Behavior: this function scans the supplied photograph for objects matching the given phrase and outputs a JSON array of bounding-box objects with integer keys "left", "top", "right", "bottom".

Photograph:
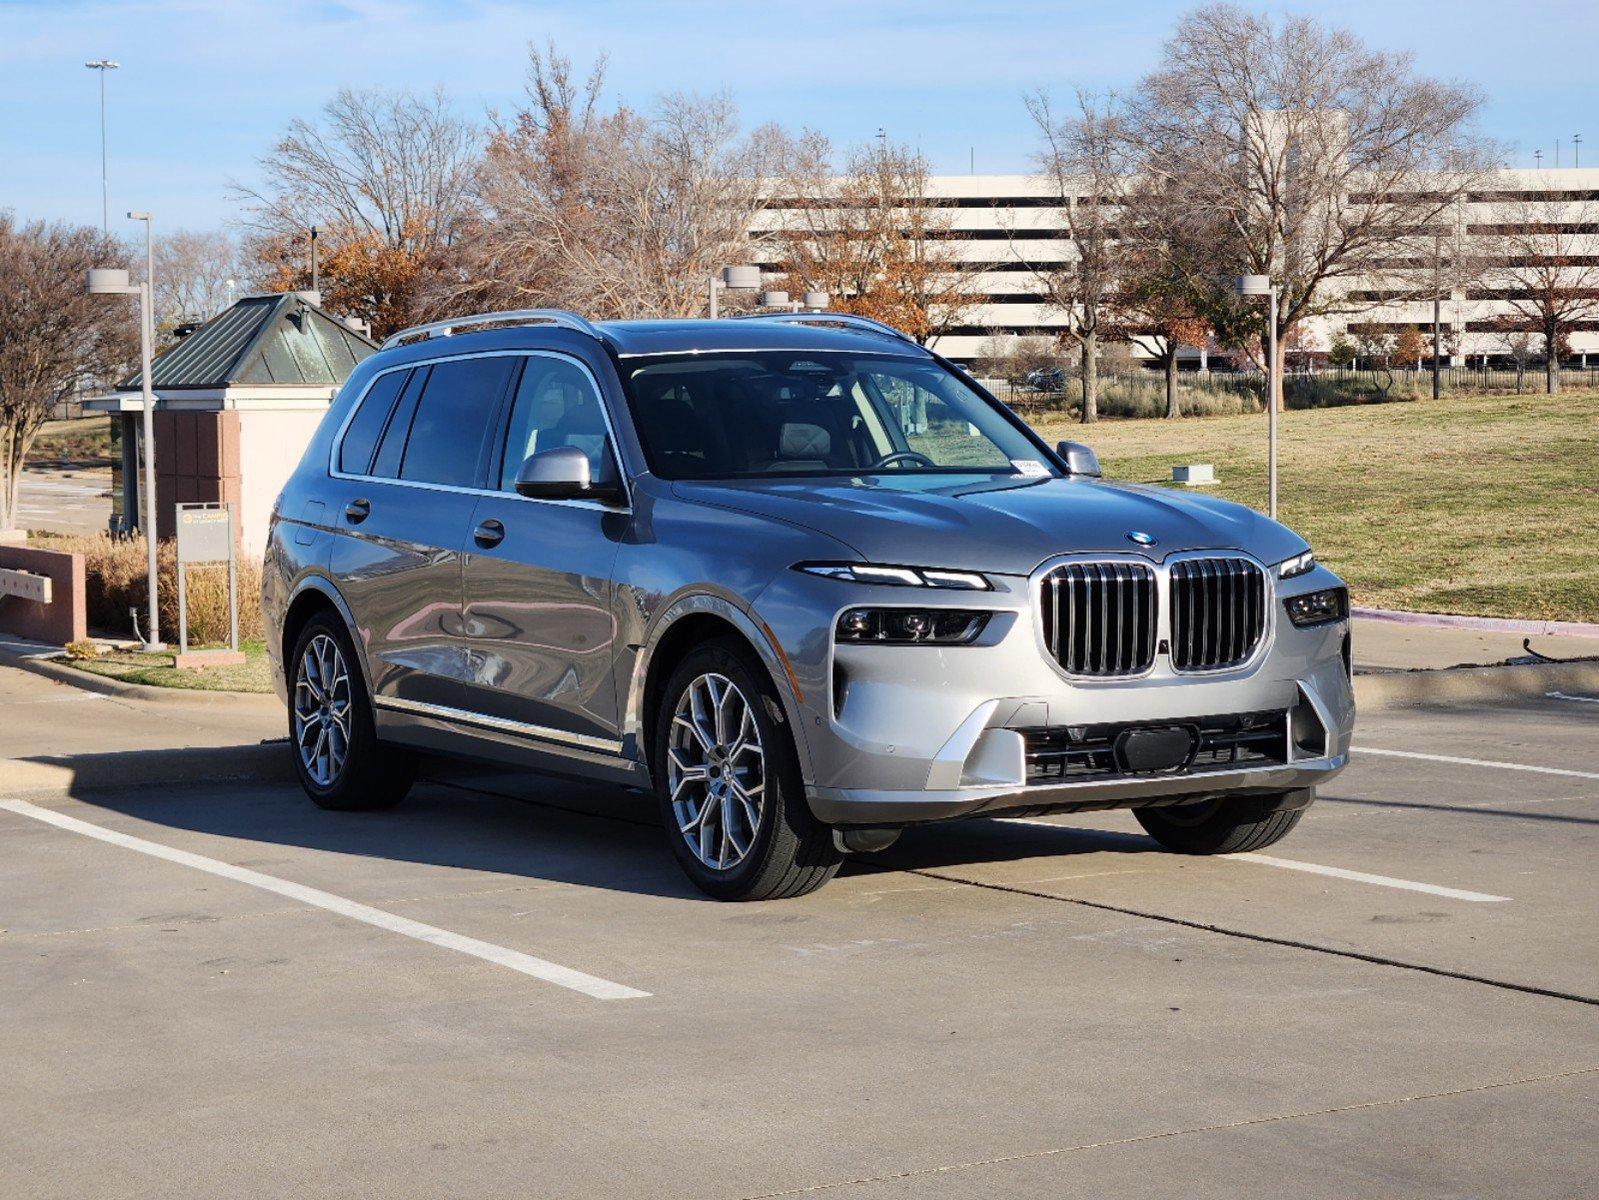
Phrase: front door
[{"left": 459, "top": 352, "right": 629, "bottom": 747}]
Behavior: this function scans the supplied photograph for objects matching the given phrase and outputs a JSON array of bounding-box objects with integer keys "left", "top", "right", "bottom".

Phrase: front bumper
[{"left": 754, "top": 561, "right": 1356, "bottom": 828}]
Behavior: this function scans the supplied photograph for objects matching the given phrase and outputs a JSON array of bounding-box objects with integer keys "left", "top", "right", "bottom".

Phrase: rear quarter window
[{"left": 337, "top": 369, "right": 408, "bottom": 476}]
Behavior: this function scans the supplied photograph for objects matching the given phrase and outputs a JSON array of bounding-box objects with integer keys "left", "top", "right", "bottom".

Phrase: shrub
[{"left": 30, "top": 532, "right": 262, "bottom": 646}]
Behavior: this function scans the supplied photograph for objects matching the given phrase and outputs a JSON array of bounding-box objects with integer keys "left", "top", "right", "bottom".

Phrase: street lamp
[
  {"left": 87, "top": 210, "right": 164, "bottom": 652},
  {"left": 84, "top": 60, "right": 119, "bottom": 237},
  {"left": 708, "top": 264, "right": 762, "bottom": 318},
  {"left": 1235, "top": 274, "right": 1280, "bottom": 520}
]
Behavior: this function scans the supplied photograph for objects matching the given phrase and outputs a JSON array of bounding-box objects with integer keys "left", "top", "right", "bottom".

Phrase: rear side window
[
  {"left": 337, "top": 369, "right": 408, "bottom": 475},
  {"left": 398, "top": 356, "right": 517, "bottom": 487}
]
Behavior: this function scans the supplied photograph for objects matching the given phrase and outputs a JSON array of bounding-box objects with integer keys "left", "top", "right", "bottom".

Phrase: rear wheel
[
  {"left": 1134, "top": 790, "right": 1310, "bottom": 855},
  {"left": 652, "top": 638, "right": 842, "bottom": 900},
  {"left": 289, "top": 612, "right": 414, "bottom": 811}
]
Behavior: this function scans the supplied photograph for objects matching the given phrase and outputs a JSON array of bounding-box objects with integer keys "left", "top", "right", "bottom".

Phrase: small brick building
[{"left": 88, "top": 293, "right": 376, "bottom": 562}]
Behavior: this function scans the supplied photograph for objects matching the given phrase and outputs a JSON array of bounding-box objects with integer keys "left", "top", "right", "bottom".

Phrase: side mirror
[
  {"left": 514, "top": 446, "right": 611, "bottom": 500},
  {"left": 1056, "top": 440, "right": 1102, "bottom": 478}
]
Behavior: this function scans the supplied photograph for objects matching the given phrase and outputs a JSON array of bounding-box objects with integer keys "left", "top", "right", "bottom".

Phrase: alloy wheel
[
  {"left": 293, "top": 633, "right": 352, "bottom": 788},
  {"left": 667, "top": 672, "right": 766, "bottom": 871}
]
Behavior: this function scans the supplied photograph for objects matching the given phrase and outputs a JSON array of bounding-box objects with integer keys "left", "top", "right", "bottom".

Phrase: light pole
[
  {"left": 87, "top": 211, "right": 165, "bottom": 652},
  {"left": 1235, "top": 274, "right": 1279, "bottom": 520},
  {"left": 84, "top": 60, "right": 119, "bottom": 237},
  {"left": 708, "top": 264, "right": 762, "bottom": 318},
  {"left": 1432, "top": 233, "right": 1444, "bottom": 401}
]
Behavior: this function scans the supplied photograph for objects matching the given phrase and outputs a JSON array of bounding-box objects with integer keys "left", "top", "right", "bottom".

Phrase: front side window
[
  {"left": 397, "top": 356, "right": 517, "bottom": 487},
  {"left": 623, "top": 352, "right": 1054, "bottom": 481},
  {"left": 498, "top": 355, "right": 614, "bottom": 491}
]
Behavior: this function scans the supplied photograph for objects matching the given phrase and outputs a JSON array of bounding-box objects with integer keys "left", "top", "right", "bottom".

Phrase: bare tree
[
  {"left": 1476, "top": 192, "right": 1599, "bottom": 393},
  {"left": 1024, "top": 89, "right": 1126, "bottom": 423},
  {"left": 237, "top": 87, "right": 480, "bottom": 337},
  {"left": 1121, "top": 4, "right": 1495, "bottom": 411},
  {"left": 461, "top": 44, "right": 788, "bottom": 320},
  {"left": 148, "top": 229, "right": 247, "bottom": 332},
  {"left": 0, "top": 215, "right": 136, "bottom": 531},
  {"left": 774, "top": 135, "right": 983, "bottom": 345}
]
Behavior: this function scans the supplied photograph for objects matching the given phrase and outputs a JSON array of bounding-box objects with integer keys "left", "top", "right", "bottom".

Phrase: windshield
[{"left": 622, "top": 352, "right": 1058, "bottom": 481}]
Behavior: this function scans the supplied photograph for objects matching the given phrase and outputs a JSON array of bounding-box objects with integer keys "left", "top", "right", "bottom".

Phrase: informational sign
[
  {"left": 0, "top": 568, "right": 52, "bottom": 604},
  {"left": 174, "top": 502, "right": 239, "bottom": 658},
  {"left": 176, "top": 505, "right": 234, "bottom": 564}
]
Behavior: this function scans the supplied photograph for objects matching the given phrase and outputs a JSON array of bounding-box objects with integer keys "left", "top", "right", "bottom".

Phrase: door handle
[
  {"left": 344, "top": 497, "right": 371, "bottom": 524},
  {"left": 473, "top": 518, "right": 505, "bottom": 548}
]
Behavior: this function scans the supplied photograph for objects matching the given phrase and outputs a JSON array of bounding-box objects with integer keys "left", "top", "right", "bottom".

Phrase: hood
[{"left": 671, "top": 475, "right": 1307, "bottom": 576}]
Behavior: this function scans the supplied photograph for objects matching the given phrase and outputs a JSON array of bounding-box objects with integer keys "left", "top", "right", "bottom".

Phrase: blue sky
[{"left": 3, "top": 0, "right": 1597, "bottom": 233}]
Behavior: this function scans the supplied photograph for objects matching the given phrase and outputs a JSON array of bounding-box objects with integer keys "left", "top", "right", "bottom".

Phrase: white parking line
[
  {"left": 998, "top": 817, "right": 1510, "bottom": 902},
  {"left": 1225, "top": 854, "right": 1510, "bottom": 902},
  {"left": 1356, "top": 746, "right": 1599, "bottom": 782},
  {"left": 1548, "top": 691, "right": 1599, "bottom": 705},
  {"left": 0, "top": 799, "right": 650, "bottom": 1001}
]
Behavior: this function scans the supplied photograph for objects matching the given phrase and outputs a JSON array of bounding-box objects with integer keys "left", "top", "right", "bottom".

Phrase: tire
[
  {"left": 652, "top": 637, "right": 842, "bottom": 900},
  {"left": 287, "top": 611, "right": 414, "bottom": 811},
  {"left": 1134, "top": 790, "right": 1311, "bottom": 855}
]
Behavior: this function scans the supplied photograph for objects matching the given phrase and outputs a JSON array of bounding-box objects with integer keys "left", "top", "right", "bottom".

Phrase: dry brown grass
[{"left": 31, "top": 532, "right": 262, "bottom": 645}]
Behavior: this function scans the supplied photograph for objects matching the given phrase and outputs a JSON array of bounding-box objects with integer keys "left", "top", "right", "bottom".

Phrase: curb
[
  {"left": 1355, "top": 657, "right": 1599, "bottom": 711},
  {"left": 1353, "top": 606, "right": 1599, "bottom": 640},
  {"left": 0, "top": 643, "right": 282, "bottom": 711}
]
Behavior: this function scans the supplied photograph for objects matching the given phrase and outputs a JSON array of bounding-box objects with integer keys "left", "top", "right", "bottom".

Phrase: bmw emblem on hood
[{"left": 1126, "top": 531, "right": 1157, "bottom": 547}]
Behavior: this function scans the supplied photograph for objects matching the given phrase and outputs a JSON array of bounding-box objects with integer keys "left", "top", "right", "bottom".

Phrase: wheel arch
[
  {"left": 280, "top": 576, "right": 375, "bottom": 697},
  {"left": 627, "top": 595, "right": 814, "bottom": 787}
]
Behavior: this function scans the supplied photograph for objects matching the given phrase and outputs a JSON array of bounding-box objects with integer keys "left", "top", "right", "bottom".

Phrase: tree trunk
[
  {"left": 1164, "top": 351, "right": 1180, "bottom": 418},
  {"left": 1079, "top": 335, "right": 1098, "bottom": 424},
  {"left": 1271, "top": 334, "right": 1287, "bottom": 413},
  {"left": 1546, "top": 329, "right": 1560, "bottom": 394}
]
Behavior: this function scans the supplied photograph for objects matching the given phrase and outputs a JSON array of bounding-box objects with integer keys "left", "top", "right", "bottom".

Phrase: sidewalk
[{"left": 1351, "top": 617, "right": 1596, "bottom": 673}]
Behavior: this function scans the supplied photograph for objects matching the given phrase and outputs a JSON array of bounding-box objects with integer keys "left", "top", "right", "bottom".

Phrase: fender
[
  {"left": 280, "top": 571, "right": 377, "bottom": 700},
  {"left": 622, "top": 591, "right": 817, "bottom": 786}
]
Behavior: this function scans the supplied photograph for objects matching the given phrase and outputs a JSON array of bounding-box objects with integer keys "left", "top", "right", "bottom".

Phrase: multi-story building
[{"left": 751, "top": 168, "right": 1599, "bottom": 366}]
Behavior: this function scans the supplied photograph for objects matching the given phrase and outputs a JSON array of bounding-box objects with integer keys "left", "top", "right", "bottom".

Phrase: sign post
[{"left": 173, "top": 502, "right": 243, "bottom": 668}]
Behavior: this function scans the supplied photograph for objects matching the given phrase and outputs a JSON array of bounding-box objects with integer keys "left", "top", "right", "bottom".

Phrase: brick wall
[
  {"left": 153, "top": 410, "right": 241, "bottom": 542},
  {"left": 0, "top": 545, "right": 87, "bottom": 645}
]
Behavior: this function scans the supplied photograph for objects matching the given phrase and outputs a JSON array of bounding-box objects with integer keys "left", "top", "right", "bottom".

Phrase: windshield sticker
[{"left": 1011, "top": 459, "right": 1050, "bottom": 477}]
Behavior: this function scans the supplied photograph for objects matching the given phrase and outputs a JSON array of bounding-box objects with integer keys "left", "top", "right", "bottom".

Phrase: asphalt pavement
[{"left": 0, "top": 663, "right": 1595, "bottom": 1198}]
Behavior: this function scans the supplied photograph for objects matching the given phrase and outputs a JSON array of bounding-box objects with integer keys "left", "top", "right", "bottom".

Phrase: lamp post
[
  {"left": 708, "top": 265, "right": 762, "bottom": 318},
  {"left": 84, "top": 60, "right": 119, "bottom": 236},
  {"left": 1235, "top": 274, "right": 1279, "bottom": 520},
  {"left": 87, "top": 211, "right": 164, "bottom": 652}
]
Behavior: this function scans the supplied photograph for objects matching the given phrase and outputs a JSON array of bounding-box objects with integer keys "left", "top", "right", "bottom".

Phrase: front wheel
[
  {"left": 1134, "top": 790, "right": 1311, "bottom": 855},
  {"left": 652, "top": 638, "right": 842, "bottom": 900}
]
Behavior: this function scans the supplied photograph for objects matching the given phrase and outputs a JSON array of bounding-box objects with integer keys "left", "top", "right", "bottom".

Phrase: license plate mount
[{"left": 1114, "top": 725, "right": 1198, "bottom": 774}]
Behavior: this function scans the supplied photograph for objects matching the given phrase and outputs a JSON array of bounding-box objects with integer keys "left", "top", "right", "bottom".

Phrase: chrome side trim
[{"left": 373, "top": 695, "right": 624, "bottom": 754}]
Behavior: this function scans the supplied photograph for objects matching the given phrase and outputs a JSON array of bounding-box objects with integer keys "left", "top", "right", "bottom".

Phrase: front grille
[
  {"left": 1169, "top": 557, "right": 1267, "bottom": 672},
  {"left": 1023, "top": 711, "right": 1288, "bottom": 786},
  {"left": 1040, "top": 562, "right": 1158, "bottom": 677}
]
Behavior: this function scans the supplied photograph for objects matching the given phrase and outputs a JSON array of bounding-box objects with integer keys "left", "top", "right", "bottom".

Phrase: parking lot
[{"left": 2, "top": 670, "right": 1595, "bottom": 1198}]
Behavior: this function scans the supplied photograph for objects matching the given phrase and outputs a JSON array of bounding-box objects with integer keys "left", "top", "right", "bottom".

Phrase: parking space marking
[
  {"left": 1356, "top": 746, "right": 1599, "bottom": 781},
  {"left": 998, "top": 817, "right": 1510, "bottom": 901},
  {"left": 1548, "top": 691, "right": 1599, "bottom": 705},
  {"left": 0, "top": 799, "right": 650, "bottom": 1001},
  {"left": 1226, "top": 854, "right": 1511, "bottom": 902}
]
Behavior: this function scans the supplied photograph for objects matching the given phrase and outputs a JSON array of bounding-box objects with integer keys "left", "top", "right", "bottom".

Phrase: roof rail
[
  {"left": 380, "top": 308, "right": 605, "bottom": 351},
  {"left": 731, "top": 311, "right": 921, "bottom": 348}
]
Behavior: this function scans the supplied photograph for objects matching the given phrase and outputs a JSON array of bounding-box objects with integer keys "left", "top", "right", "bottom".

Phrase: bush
[{"left": 30, "top": 532, "right": 262, "bottom": 646}]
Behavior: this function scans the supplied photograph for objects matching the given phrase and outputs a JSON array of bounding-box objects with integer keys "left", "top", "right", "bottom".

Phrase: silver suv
[{"left": 264, "top": 310, "right": 1353, "bottom": 900}]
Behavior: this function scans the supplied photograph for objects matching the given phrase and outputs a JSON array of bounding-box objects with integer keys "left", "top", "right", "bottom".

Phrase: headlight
[
  {"left": 796, "top": 562, "right": 992, "bottom": 590},
  {"left": 1283, "top": 586, "right": 1347, "bottom": 628},
  {"left": 837, "top": 608, "right": 990, "bottom": 645},
  {"left": 1277, "top": 550, "right": 1316, "bottom": 579}
]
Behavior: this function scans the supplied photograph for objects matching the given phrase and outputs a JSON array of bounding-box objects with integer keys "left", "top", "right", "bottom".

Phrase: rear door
[
  {"left": 329, "top": 353, "right": 518, "bottom": 709},
  {"left": 458, "top": 352, "right": 629, "bottom": 748}
]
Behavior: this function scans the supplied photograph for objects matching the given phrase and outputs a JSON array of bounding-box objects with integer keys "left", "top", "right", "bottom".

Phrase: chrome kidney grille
[
  {"left": 1040, "top": 562, "right": 1159, "bottom": 676},
  {"left": 1169, "top": 557, "right": 1267, "bottom": 672}
]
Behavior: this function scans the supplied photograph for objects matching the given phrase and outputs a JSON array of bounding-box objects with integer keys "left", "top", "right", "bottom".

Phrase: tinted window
[
  {"left": 397, "top": 357, "right": 517, "bottom": 487},
  {"left": 498, "top": 356, "right": 614, "bottom": 491},
  {"left": 337, "top": 369, "right": 408, "bottom": 475},
  {"left": 369, "top": 367, "right": 425, "bottom": 479}
]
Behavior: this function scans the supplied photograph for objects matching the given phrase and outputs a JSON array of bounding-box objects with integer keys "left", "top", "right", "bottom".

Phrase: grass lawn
[
  {"left": 29, "top": 415, "right": 115, "bottom": 465},
  {"left": 1030, "top": 391, "right": 1599, "bottom": 623},
  {"left": 65, "top": 639, "right": 272, "bottom": 693}
]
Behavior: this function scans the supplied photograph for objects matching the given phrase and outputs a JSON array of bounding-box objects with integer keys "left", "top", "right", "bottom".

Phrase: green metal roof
[{"left": 121, "top": 293, "right": 377, "bottom": 390}]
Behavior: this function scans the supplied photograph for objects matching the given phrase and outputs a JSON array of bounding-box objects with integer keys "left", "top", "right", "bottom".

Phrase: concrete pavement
[{"left": 1, "top": 661, "right": 1595, "bottom": 1198}]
